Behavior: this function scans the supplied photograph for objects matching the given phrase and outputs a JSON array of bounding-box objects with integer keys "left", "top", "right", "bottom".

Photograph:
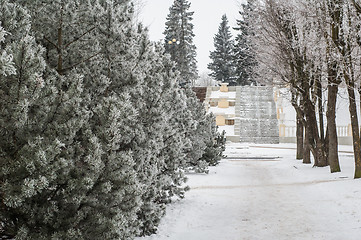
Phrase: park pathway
[{"left": 139, "top": 143, "right": 361, "bottom": 240}]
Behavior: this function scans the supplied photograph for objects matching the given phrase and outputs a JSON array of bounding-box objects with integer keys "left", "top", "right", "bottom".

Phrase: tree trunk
[
  {"left": 316, "top": 140, "right": 327, "bottom": 167},
  {"left": 296, "top": 110, "right": 304, "bottom": 160},
  {"left": 303, "top": 124, "right": 311, "bottom": 164},
  {"left": 327, "top": 83, "right": 340, "bottom": 173},
  {"left": 324, "top": 128, "right": 329, "bottom": 165},
  {"left": 346, "top": 85, "right": 361, "bottom": 178},
  {"left": 317, "top": 77, "right": 325, "bottom": 142},
  {"left": 327, "top": 83, "right": 341, "bottom": 173},
  {"left": 290, "top": 90, "right": 304, "bottom": 161},
  {"left": 303, "top": 96, "right": 327, "bottom": 167}
]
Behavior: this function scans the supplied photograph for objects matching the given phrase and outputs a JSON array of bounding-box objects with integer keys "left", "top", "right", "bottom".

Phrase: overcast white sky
[{"left": 139, "top": 0, "right": 244, "bottom": 74}]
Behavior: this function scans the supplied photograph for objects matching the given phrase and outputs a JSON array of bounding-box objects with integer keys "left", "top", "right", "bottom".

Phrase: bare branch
[
  {"left": 64, "top": 26, "right": 96, "bottom": 49},
  {"left": 62, "top": 51, "right": 102, "bottom": 72},
  {"left": 43, "top": 36, "right": 59, "bottom": 50}
]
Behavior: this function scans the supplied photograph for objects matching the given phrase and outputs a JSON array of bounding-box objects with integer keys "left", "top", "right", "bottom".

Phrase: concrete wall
[{"left": 237, "top": 86, "right": 279, "bottom": 144}]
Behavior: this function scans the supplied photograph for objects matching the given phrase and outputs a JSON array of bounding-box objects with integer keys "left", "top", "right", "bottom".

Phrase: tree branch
[
  {"left": 43, "top": 36, "right": 59, "bottom": 51},
  {"left": 62, "top": 51, "right": 101, "bottom": 72},
  {"left": 352, "top": 0, "right": 361, "bottom": 14},
  {"left": 64, "top": 26, "right": 96, "bottom": 49}
]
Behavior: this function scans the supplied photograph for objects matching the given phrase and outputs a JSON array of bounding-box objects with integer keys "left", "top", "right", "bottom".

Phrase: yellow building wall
[
  {"left": 216, "top": 115, "right": 226, "bottom": 126},
  {"left": 218, "top": 98, "right": 229, "bottom": 108}
]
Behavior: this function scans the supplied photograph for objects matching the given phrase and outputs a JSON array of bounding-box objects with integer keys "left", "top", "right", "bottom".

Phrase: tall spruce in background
[
  {"left": 233, "top": 0, "right": 257, "bottom": 85},
  {"left": 208, "top": 14, "right": 235, "bottom": 84},
  {"left": 164, "top": 0, "right": 198, "bottom": 86}
]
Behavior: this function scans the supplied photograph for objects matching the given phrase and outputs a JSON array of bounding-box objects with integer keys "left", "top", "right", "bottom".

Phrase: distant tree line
[
  {"left": 163, "top": 0, "right": 259, "bottom": 87},
  {"left": 208, "top": 1, "right": 258, "bottom": 86}
]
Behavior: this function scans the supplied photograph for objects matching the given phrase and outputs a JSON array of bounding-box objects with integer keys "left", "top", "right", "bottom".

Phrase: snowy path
[{"left": 138, "top": 143, "right": 361, "bottom": 240}]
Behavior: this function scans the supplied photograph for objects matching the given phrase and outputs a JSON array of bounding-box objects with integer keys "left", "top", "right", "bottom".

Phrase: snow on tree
[
  {"left": 2, "top": 0, "right": 226, "bottom": 238},
  {"left": 208, "top": 14, "right": 235, "bottom": 84},
  {"left": 0, "top": 1, "right": 98, "bottom": 238},
  {"left": 10, "top": 1, "right": 143, "bottom": 238},
  {"left": 133, "top": 42, "right": 170, "bottom": 235},
  {"left": 182, "top": 88, "right": 209, "bottom": 173},
  {"left": 155, "top": 54, "right": 192, "bottom": 197},
  {"left": 199, "top": 115, "right": 226, "bottom": 166},
  {"left": 180, "top": 88, "right": 225, "bottom": 173},
  {"left": 233, "top": 0, "right": 258, "bottom": 86},
  {"left": 164, "top": 0, "right": 198, "bottom": 86},
  {"left": 253, "top": 0, "right": 348, "bottom": 173},
  {"left": 0, "top": 27, "right": 16, "bottom": 76},
  {"left": 14, "top": 0, "right": 100, "bottom": 76}
]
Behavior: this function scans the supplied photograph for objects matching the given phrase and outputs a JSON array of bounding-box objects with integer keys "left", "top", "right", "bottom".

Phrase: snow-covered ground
[{"left": 138, "top": 143, "right": 361, "bottom": 240}]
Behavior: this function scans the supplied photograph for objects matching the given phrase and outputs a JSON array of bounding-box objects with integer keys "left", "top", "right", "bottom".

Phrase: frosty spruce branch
[{"left": 0, "top": 0, "right": 224, "bottom": 239}]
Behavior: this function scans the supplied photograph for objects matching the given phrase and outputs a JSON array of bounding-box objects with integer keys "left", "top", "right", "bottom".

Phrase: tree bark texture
[
  {"left": 327, "top": 83, "right": 340, "bottom": 173},
  {"left": 346, "top": 86, "right": 361, "bottom": 178},
  {"left": 302, "top": 92, "right": 327, "bottom": 167},
  {"left": 303, "top": 123, "right": 311, "bottom": 164},
  {"left": 316, "top": 74, "right": 325, "bottom": 142},
  {"left": 296, "top": 111, "right": 304, "bottom": 160}
]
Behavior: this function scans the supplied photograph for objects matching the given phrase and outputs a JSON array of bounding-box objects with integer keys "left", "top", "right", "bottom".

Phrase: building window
[
  {"left": 210, "top": 102, "right": 217, "bottom": 107},
  {"left": 225, "top": 119, "right": 235, "bottom": 125}
]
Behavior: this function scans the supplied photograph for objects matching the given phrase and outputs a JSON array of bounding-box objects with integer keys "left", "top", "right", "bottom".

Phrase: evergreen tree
[
  {"left": 0, "top": 1, "right": 100, "bottom": 238},
  {"left": 11, "top": 1, "right": 143, "bottom": 238},
  {"left": 183, "top": 88, "right": 210, "bottom": 173},
  {"left": 135, "top": 42, "right": 194, "bottom": 235},
  {"left": 200, "top": 116, "right": 226, "bottom": 166},
  {"left": 164, "top": 0, "right": 198, "bottom": 86},
  {"left": 233, "top": 0, "right": 258, "bottom": 85},
  {"left": 3, "top": 1, "right": 226, "bottom": 238},
  {"left": 0, "top": 27, "right": 15, "bottom": 76},
  {"left": 183, "top": 89, "right": 226, "bottom": 172},
  {"left": 208, "top": 14, "right": 235, "bottom": 84},
  {"left": 155, "top": 52, "right": 192, "bottom": 200}
]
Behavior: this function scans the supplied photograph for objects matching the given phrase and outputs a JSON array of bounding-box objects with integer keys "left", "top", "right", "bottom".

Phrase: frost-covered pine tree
[
  {"left": 82, "top": 3, "right": 179, "bottom": 236},
  {"left": 4, "top": 1, "right": 226, "bottom": 238},
  {"left": 12, "top": 1, "right": 143, "bottom": 238},
  {"left": 164, "top": 0, "right": 198, "bottom": 86},
  {"left": 208, "top": 14, "right": 235, "bottom": 84},
  {"left": 132, "top": 41, "right": 169, "bottom": 235},
  {"left": 183, "top": 89, "right": 226, "bottom": 172},
  {"left": 182, "top": 88, "right": 210, "bottom": 173},
  {"left": 155, "top": 50, "right": 192, "bottom": 198},
  {"left": 14, "top": 0, "right": 99, "bottom": 76},
  {"left": 0, "top": 1, "right": 101, "bottom": 239},
  {"left": 233, "top": 0, "right": 258, "bottom": 85},
  {"left": 0, "top": 28, "right": 15, "bottom": 76},
  {"left": 200, "top": 116, "right": 226, "bottom": 166}
]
